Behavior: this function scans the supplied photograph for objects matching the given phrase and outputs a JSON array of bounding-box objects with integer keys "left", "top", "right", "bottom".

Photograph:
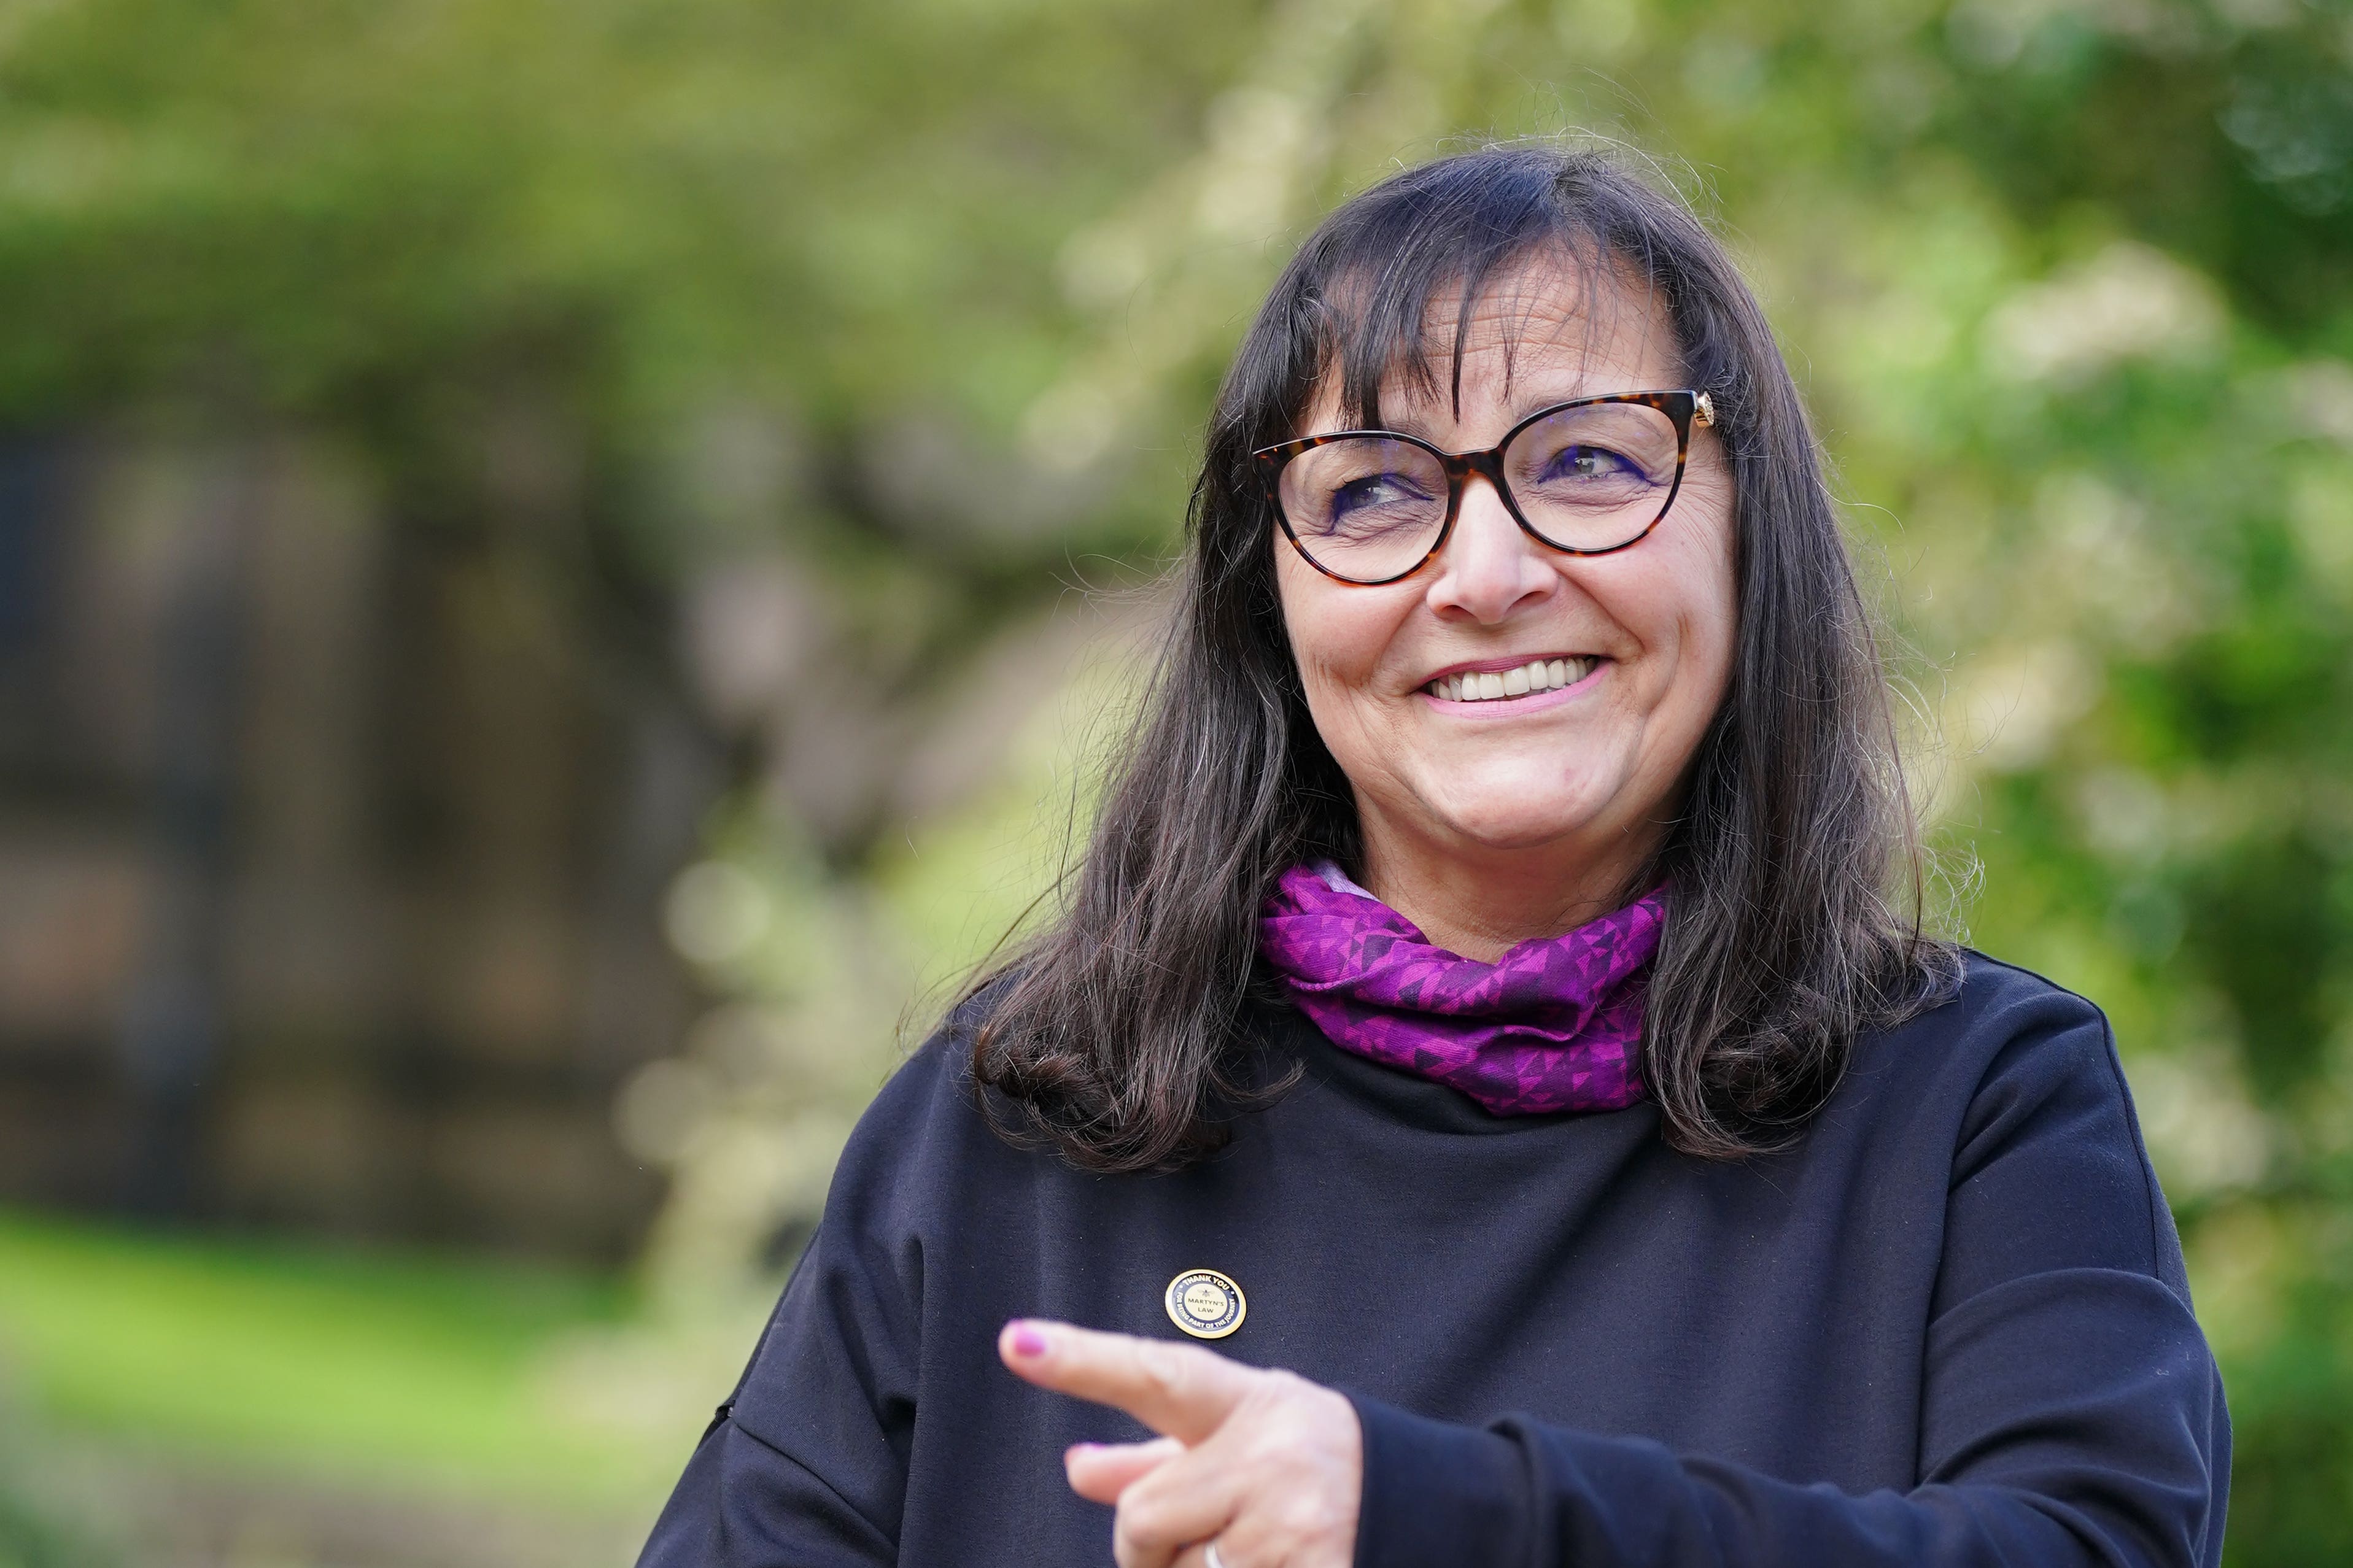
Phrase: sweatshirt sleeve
[
  {"left": 633, "top": 1220, "right": 911, "bottom": 1567},
  {"left": 637, "top": 1053, "right": 942, "bottom": 1567},
  {"left": 1348, "top": 987, "right": 2230, "bottom": 1568}
]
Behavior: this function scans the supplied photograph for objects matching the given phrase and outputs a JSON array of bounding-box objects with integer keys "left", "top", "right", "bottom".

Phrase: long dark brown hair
[{"left": 964, "top": 142, "right": 1958, "bottom": 1172}]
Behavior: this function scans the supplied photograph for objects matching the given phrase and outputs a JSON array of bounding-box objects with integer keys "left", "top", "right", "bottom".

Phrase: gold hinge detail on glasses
[{"left": 1694, "top": 392, "right": 1715, "bottom": 428}]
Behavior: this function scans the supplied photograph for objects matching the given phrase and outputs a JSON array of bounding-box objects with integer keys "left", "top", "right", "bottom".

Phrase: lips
[{"left": 1424, "top": 655, "right": 1600, "bottom": 703}]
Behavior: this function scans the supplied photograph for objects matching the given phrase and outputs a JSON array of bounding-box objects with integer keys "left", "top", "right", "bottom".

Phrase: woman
[{"left": 640, "top": 145, "right": 2228, "bottom": 1567}]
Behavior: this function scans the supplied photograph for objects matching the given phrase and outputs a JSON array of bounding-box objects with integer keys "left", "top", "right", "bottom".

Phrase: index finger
[{"left": 999, "top": 1318, "right": 1255, "bottom": 1444}]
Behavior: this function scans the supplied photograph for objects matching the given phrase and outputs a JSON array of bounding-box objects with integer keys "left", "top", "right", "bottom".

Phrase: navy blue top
[{"left": 638, "top": 954, "right": 2228, "bottom": 1566}]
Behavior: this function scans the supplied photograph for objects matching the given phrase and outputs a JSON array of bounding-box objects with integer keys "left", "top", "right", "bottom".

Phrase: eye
[
  {"left": 1329, "top": 470, "right": 1433, "bottom": 519},
  {"left": 1538, "top": 443, "right": 1643, "bottom": 484}
]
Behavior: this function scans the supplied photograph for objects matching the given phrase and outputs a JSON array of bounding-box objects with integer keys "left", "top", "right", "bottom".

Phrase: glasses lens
[
  {"left": 1502, "top": 401, "right": 1683, "bottom": 552},
  {"left": 1276, "top": 437, "right": 1449, "bottom": 582}
]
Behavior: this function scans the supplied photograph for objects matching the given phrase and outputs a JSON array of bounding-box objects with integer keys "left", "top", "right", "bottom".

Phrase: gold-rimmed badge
[{"left": 1164, "top": 1269, "right": 1246, "bottom": 1340}]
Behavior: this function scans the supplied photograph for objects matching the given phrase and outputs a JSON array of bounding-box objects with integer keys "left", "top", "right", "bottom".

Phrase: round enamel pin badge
[{"left": 1163, "top": 1268, "right": 1247, "bottom": 1340}]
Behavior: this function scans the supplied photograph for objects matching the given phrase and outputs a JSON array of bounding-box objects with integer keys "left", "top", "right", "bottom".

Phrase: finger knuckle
[
  {"left": 1117, "top": 1490, "right": 1180, "bottom": 1549},
  {"left": 1281, "top": 1491, "right": 1347, "bottom": 1536},
  {"left": 1239, "top": 1377, "right": 1297, "bottom": 1417},
  {"left": 1138, "top": 1343, "right": 1192, "bottom": 1402},
  {"left": 1262, "top": 1367, "right": 1311, "bottom": 1396}
]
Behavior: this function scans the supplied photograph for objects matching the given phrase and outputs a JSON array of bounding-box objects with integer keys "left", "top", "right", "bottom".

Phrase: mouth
[{"left": 1422, "top": 655, "right": 1602, "bottom": 705}]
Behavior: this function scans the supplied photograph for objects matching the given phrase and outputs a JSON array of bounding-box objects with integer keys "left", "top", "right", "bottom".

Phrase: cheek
[
  {"left": 1604, "top": 503, "right": 1736, "bottom": 717},
  {"left": 1276, "top": 557, "right": 1397, "bottom": 691},
  {"left": 1664, "top": 513, "right": 1739, "bottom": 719}
]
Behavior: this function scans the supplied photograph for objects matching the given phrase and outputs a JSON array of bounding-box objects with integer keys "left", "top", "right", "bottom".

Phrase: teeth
[{"left": 1428, "top": 657, "right": 1597, "bottom": 703}]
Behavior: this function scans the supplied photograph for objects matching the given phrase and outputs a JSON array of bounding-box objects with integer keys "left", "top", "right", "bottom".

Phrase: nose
[{"left": 1424, "top": 471, "right": 1556, "bottom": 623}]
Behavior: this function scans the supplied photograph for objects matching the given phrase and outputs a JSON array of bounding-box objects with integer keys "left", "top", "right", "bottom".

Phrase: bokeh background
[{"left": 0, "top": 0, "right": 2347, "bottom": 1561}]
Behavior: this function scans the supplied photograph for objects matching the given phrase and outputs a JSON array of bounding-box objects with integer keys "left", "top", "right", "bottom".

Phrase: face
[{"left": 1274, "top": 259, "right": 1738, "bottom": 910}]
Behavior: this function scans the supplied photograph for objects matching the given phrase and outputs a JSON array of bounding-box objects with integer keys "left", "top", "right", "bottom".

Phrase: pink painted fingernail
[{"left": 1012, "top": 1324, "right": 1049, "bottom": 1358}]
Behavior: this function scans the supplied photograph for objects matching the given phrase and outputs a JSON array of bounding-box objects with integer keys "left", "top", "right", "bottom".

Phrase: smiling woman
[{"left": 638, "top": 145, "right": 2229, "bottom": 1568}]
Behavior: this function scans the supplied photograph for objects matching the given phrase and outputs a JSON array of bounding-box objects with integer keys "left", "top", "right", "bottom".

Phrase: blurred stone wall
[{"left": 0, "top": 429, "right": 710, "bottom": 1262}]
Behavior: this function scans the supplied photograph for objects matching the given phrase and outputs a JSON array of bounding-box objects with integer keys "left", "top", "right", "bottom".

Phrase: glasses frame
[{"left": 1252, "top": 388, "right": 1715, "bottom": 586}]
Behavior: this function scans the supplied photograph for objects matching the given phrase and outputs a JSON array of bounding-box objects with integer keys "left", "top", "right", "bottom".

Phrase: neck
[{"left": 1355, "top": 814, "right": 1662, "bottom": 964}]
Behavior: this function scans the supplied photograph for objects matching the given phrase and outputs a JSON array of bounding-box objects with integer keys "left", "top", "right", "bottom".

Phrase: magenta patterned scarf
[{"left": 1258, "top": 862, "right": 1664, "bottom": 1116}]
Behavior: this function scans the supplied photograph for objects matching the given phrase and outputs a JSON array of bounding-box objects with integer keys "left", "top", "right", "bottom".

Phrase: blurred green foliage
[
  {"left": 3, "top": 0, "right": 2351, "bottom": 1560},
  {"left": 0, "top": 1208, "right": 660, "bottom": 1502},
  {"left": 0, "top": 1416, "right": 112, "bottom": 1568}
]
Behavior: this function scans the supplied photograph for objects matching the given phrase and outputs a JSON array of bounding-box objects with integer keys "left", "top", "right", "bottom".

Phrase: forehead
[{"left": 1312, "top": 252, "right": 1681, "bottom": 430}]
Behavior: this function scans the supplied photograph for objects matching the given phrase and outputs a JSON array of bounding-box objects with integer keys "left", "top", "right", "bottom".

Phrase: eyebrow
[{"left": 1334, "top": 376, "right": 1619, "bottom": 442}]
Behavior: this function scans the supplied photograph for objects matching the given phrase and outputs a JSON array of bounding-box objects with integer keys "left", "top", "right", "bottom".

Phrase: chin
[
  {"left": 1428, "top": 790, "right": 1609, "bottom": 851},
  {"left": 1413, "top": 754, "right": 1625, "bottom": 846}
]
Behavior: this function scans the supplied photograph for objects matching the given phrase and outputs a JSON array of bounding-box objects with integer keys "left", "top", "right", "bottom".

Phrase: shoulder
[
  {"left": 1931, "top": 952, "right": 2134, "bottom": 1124},
  {"left": 1852, "top": 951, "right": 2178, "bottom": 1269},
  {"left": 1886, "top": 955, "right": 2192, "bottom": 1303},
  {"left": 1857, "top": 949, "right": 2120, "bottom": 1105},
  {"left": 1946, "top": 948, "right": 2109, "bottom": 1034},
  {"left": 1934, "top": 952, "right": 2150, "bottom": 1175},
  {"left": 820, "top": 994, "right": 1044, "bottom": 1238},
  {"left": 1840, "top": 949, "right": 2157, "bottom": 1197}
]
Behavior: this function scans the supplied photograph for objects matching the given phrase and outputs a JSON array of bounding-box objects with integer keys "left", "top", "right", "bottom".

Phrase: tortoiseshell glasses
[{"left": 1252, "top": 389, "right": 1715, "bottom": 586}]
